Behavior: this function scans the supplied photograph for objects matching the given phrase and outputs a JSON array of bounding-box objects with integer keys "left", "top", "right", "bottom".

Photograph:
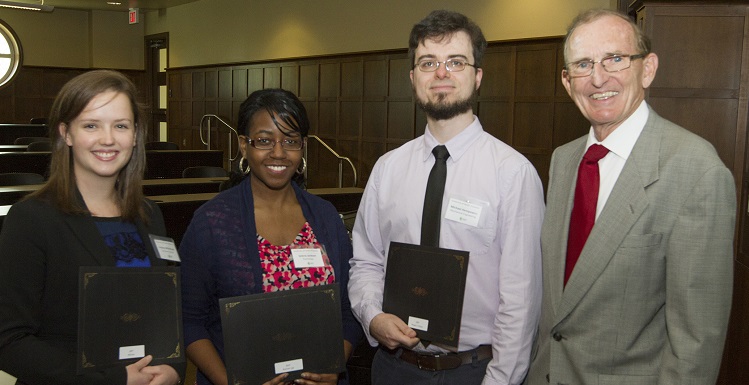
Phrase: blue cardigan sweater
[{"left": 179, "top": 178, "right": 362, "bottom": 384}]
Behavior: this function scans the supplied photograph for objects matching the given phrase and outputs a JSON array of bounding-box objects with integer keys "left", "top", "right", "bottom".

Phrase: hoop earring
[
  {"left": 239, "top": 157, "right": 251, "bottom": 175},
  {"left": 296, "top": 157, "right": 307, "bottom": 175}
]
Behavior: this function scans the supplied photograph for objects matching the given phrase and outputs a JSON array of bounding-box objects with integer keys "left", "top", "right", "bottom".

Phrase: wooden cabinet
[{"left": 636, "top": 2, "right": 749, "bottom": 384}]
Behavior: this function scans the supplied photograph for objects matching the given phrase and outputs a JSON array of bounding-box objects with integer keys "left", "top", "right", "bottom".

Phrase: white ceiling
[{"left": 7, "top": 0, "right": 201, "bottom": 12}]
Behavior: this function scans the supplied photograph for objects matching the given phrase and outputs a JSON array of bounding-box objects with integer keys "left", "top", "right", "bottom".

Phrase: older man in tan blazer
[{"left": 525, "top": 9, "right": 736, "bottom": 385}]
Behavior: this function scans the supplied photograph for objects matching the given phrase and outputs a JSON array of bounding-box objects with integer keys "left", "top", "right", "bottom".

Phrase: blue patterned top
[{"left": 94, "top": 218, "right": 152, "bottom": 267}]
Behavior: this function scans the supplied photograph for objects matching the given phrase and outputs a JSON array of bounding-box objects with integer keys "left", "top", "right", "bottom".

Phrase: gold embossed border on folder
[
  {"left": 219, "top": 284, "right": 345, "bottom": 385},
  {"left": 383, "top": 241, "right": 470, "bottom": 351},
  {"left": 77, "top": 266, "right": 184, "bottom": 374}
]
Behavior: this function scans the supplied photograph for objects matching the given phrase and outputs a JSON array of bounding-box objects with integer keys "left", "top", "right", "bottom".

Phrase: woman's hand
[
  {"left": 291, "top": 372, "right": 338, "bottom": 385},
  {"left": 141, "top": 363, "right": 180, "bottom": 385},
  {"left": 262, "top": 372, "right": 289, "bottom": 385}
]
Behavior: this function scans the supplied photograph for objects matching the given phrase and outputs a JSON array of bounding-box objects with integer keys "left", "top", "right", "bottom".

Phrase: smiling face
[
  {"left": 410, "top": 30, "right": 482, "bottom": 121},
  {"left": 61, "top": 90, "right": 136, "bottom": 187},
  {"left": 562, "top": 14, "right": 658, "bottom": 140},
  {"left": 239, "top": 110, "right": 304, "bottom": 192}
]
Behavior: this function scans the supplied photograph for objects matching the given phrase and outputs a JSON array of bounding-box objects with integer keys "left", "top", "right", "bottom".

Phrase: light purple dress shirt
[{"left": 349, "top": 117, "right": 544, "bottom": 385}]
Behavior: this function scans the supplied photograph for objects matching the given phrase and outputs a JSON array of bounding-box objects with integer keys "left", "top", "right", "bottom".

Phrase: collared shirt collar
[
  {"left": 421, "top": 115, "right": 483, "bottom": 163},
  {"left": 585, "top": 100, "right": 649, "bottom": 160}
]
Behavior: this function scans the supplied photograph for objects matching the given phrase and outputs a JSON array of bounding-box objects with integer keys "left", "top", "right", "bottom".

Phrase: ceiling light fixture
[{"left": 0, "top": 0, "right": 53, "bottom": 12}]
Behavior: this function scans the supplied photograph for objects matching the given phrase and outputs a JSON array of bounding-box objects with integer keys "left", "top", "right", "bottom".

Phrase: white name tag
[
  {"left": 148, "top": 234, "right": 181, "bottom": 262},
  {"left": 119, "top": 345, "right": 145, "bottom": 360},
  {"left": 291, "top": 248, "right": 324, "bottom": 268},
  {"left": 445, "top": 198, "right": 482, "bottom": 227},
  {"left": 408, "top": 316, "right": 429, "bottom": 332},
  {"left": 275, "top": 358, "right": 304, "bottom": 374}
]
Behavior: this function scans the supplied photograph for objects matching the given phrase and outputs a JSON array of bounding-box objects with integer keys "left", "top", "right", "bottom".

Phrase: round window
[{"left": 0, "top": 19, "right": 22, "bottom": 90}]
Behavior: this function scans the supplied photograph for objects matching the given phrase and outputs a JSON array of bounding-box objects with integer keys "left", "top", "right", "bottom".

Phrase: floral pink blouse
[{"left": 258, "top": 221, "right": 336, "bottom": 292}]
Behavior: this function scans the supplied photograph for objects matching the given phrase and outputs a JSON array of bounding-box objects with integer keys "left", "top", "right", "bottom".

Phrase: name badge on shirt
[
  {"left": 291, "top": 247, "right": 325, "bottom": 268},
  {"left": 444, "top": 197, "right": 482, "bottom": 227},
  {"left": 148, "top": 234, "right": 181, "bottom": 262}
]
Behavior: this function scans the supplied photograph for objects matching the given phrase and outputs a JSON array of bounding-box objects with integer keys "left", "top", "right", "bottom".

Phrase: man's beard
[{"left": 416, "top": 88, "right": 477, "bottom": 121}]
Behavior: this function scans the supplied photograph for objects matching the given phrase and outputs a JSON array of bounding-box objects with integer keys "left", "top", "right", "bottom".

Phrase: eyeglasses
[
  {"left": 243, "top": 136, "right": 304, "bottom": 151},
  {"left": 564, "top": 54, "right": 646, "bottom": 78},
  {"left": 414, "top": 59, "right": 476, "bottom": 72}
]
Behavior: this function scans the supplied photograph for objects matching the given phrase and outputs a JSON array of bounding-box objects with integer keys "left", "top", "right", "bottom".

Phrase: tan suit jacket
[{"left": 525, "top": 109, "right": 736, "bottom": 385}]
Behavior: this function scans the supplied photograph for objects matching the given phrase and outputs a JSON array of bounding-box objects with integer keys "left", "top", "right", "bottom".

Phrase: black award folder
[
  {"left": 382, "top": 241, "right": 470, "bottom": 351},
  {"left": 77, "top": 266, "right": 184, "bottom": 374},
  {"left": 219, "top": 283, "right": 345, "bottom": 385}
]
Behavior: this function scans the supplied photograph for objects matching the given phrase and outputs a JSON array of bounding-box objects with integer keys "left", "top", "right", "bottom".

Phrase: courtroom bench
[
  {"left": 0, "top": 177, "right": 228, "bottom": 205},
  {"left": 0, "top": 150, "right": 223, "bottom": 179},
  {"left": 0, "top": 188, "right": 364, "bottom": 246}
]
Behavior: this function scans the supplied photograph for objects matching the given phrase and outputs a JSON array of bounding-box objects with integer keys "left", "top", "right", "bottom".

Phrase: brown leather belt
[{"left": 387, "top": 345, "right": 492, "bottom": 371}]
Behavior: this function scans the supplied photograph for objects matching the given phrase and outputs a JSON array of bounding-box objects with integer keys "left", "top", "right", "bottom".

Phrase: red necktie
[{"left": 564, "top": 144, "right": 609, "bottom": 286}]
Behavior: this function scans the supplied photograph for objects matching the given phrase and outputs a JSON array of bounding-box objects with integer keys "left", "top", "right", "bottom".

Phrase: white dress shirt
[
  {"left": 586, "top": 100, "right": 649, "bottom": 218},
  {"left": 349, "top": 117, "right": 545, "bottom": 385}
]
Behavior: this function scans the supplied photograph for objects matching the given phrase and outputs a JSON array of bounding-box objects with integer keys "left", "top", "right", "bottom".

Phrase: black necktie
[{"left": 421, "top": 145, "right": 450, "bottom": 247}]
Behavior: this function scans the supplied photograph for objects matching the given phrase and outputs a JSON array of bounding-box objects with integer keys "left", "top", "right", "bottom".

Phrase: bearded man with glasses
[
  {"left": 525, "top": 9, "right": 736, "bottom": 385},
  {"left": 349, "top": 9, "right": 545, "bottom": 385}
]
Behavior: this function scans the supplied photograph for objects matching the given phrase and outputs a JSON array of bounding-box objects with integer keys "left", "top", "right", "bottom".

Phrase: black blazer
[{"left": 0, "top": 196, "right": 183, "bottom": 385}]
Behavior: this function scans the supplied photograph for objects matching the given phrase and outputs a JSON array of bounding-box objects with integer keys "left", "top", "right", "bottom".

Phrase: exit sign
[{"left": 129, "top": 8, "right": 139, "bottom": 24}]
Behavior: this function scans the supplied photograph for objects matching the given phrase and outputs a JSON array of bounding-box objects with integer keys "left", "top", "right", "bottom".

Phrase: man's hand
[{"left": 370, "top": 313, "right": 419, "bottom": 350}]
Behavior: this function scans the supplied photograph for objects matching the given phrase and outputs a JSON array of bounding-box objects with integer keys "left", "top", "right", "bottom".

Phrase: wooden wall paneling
[
  {"left": 299, "top": 64, "right": 319, "bottom": 135},
  {"left": 387, "top": 57, "right": 412, "bottom": 98},
  {"left": 639, "top": 4, "right": 749, "bottom": 385},
  {"left": 476, "top": 101, "right": 512, "bottom": 144},
  {"left": 263, "top": 66, "right": 281, "bottom": 89},
  {"left": 362, "top": 102, "right": 386, "bottom": 139},
  {"left": 281, "top": 65, "right": 299, "bottom": 94},
  {"left": 15, "top": 68, "right": 41, "bottom": 98},
  {"left": 299, "top": 64, "right": 319, "bottom": 99},
  {"left": 232, "top": 68, "right": 248, "bottom": 100},
  {"left": 319, "top": 102, "right": 337, "bottom": 137},
  {"left": 515, "top": 44, "right": 557, "bottom": 100},
  {"left": 337, "top": 139, "right": 359, "bottom": 188},
  {"left": 720, "top": 261, "right": 749, "bottom": 385},
  {"left": 414, "top": 105, "right": 427, "bottom": 136},
  {"left": 191, "top": 101, "right": 205, "bottom": 133},
  {"left": 308, "top": 141, "right": 339, "bottom": 188},
  {"left": 552, "top": 102, "right": 589, "bottom": 148},
  {"left": 0, "top": 87, "right": 13, "bottom": 122},
  {"left": 248, "top": 67, "right": 264, "bottom": 95},
  {"left": 479, "top": 48, "right": 514, "bottom": 99},
  {"left": 191, "top": 72, "right": 205, "bottom": 99},
  {"left": 217, "top": 69, "right": 232, "bottom": 101},
  {"left": 364, "top": 59, "right": 388, "bottom": 98},
  {"left": 387, "top": 101, "right": 414, "bottom": 140},
  {"left": 513, "top": 102, "right": 554, "bottom": 150},
  {"left": 180, "top": 71, "right": 192, "bottom": 100},
  {"left": 205, "top": 70, "right": 218, "bottom": 100},
  {"left": 649, "top": 13, "right": 743, "bottom": 91},
  {"left": 648, "top": 97, "right": 738, "bottom": 169},
  {"left": 478, "top": 47, "right": 514, "bottom": 145},
  {"left": 162, "top": 39, "right": 596, "bottom": 193},
  {"left": 340, "top": 101, "right": 361, "bottom": 138},
  {"left": 320, "top": 62, "right": 340, "bottom": 98}
]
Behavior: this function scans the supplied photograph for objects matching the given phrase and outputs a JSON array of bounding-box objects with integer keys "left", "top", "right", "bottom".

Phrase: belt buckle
[{"left": 416, "top": 356, "right": 438, "bottom": 371}]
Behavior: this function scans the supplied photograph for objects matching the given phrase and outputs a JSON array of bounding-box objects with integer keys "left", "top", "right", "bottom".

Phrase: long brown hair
[{"left": 29, "top": 70, "right": 149, "bottom": 222}]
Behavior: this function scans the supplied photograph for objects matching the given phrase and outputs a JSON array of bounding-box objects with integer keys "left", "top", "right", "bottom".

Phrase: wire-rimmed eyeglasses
[
  {"left": 414, "top": 59, "right": 476, "bottom": 72},
  {"left": 242, "top": 136, "right": 304, "bottom": 151},
  {"left": 564, "top": 54, "right": 646, "bottom": 78}
]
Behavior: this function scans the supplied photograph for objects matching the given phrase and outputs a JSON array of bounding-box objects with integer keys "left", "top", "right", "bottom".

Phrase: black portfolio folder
[
  {"left": 382, "top": 241, "right": 470, "bottom": 351},
  {"left": 219, "top": 283, "right": 345, "bottom": 385},
  {"left": 77, "top": 266, "right": 184, "bottom": 374}
]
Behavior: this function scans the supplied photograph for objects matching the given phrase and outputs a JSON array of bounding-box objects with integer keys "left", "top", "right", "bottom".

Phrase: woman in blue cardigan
[{"left": 180, "top": 89, "right": 362, "bottom": 385}]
